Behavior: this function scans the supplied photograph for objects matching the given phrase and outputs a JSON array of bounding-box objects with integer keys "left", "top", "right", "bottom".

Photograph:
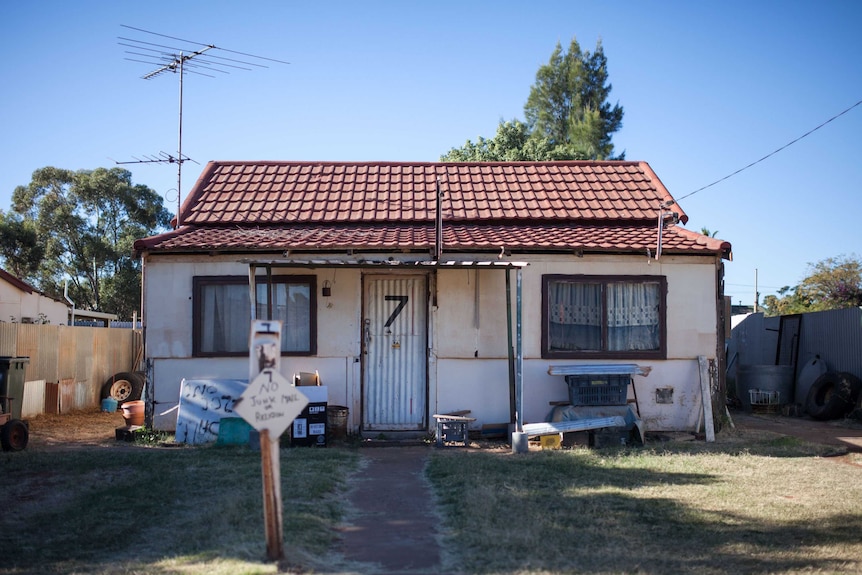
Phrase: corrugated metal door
[
  {"left": 776, "top": 314, "right": 802, "bottom": 370},
  {"left": 363, "top": 275, "right": 427, "bottom": 431}
]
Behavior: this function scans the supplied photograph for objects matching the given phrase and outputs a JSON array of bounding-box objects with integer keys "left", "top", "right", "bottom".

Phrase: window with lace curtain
[
  {"left": 541, "top": 275, "right": 667, "bottom": 359},
  {"left": 193, "top": 275, "right": 316, "bottom": 357}
]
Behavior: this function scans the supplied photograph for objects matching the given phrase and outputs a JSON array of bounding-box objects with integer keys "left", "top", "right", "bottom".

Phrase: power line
[
  {"left": 726, "top": 282, "right": 785, "bottom": 289},
  {"left": 676, "top": 98, "right": 862, "bottom": 203}
]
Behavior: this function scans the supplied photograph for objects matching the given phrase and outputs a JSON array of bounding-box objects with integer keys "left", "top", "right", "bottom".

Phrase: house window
[
  {"left": 542, "top": 275, "right": 666, "bottom": 359},
  {"left": 193, "top": 275, "right": 316, "bottom": 357}
]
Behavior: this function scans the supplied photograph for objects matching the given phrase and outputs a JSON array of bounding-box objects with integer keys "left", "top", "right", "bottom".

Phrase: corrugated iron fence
[
  {"left": 0, "top": 323, "right": 141, "bottom": 416},
  {"left": 729, "top": 307, "right": 862, "bottom": 382}
]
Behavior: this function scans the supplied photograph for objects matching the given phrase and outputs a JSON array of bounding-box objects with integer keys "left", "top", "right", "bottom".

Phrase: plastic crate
[
  {"left": 565, "top": 374, "right": 629, "bottom": 406},
  {"left": 749, "top": 389, "right": 780, "bottom": 413}
]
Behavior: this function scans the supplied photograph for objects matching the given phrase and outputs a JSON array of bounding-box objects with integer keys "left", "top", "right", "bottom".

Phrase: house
[
  {"left": 133, "top": 160, "right": 732, "bottom": 436},
  {"left": 0, "top": 268, "right": 69, "bottom": 326}
]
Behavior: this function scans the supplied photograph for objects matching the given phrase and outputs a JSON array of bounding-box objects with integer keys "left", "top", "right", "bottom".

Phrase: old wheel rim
[{"left": 110, "top": 380, "right": 134, "bottom": 402}]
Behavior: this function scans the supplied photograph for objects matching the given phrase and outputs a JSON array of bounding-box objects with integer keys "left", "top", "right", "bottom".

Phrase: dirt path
[
  {"left": 24, "top": 409, "right": 129, "bottom": 451},
  {"left": 731, "top": 410, "right": 862, "bottom": 452}
]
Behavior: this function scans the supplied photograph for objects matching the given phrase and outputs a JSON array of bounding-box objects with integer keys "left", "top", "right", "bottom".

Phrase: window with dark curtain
[{"left": 194, "top": 275, "right": 316, "bottom": 356}]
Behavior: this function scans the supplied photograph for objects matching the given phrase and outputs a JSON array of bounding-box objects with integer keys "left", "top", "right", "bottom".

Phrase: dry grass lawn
[{"left": 2, "top": 410, "right": 861, "bottom": 574}]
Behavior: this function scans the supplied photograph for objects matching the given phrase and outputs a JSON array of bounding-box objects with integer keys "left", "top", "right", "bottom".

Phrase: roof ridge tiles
[{"left": 207, "top": 159, "right": 644, "bottom": 168}]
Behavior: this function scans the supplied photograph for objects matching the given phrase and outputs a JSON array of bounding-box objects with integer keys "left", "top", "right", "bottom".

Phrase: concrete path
[{"left": 336, "top": 446, "right": 443, "bottom": 574}]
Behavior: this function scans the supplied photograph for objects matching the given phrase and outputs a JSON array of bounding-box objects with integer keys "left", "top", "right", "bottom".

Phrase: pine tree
[
  {"left": 524, "top": 38, "right": 624, "bottom": 160},
  {"left": 442, "top": 37, "right": 624, "bottom": 162}
]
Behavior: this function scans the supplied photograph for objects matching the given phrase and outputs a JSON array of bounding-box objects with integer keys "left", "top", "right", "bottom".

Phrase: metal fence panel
[
  {"left": 797, "top": 307, "right": 862, "bottom": 379},
  {"left": 59, "top": 326, "right": 77, "bottom": 381},
  {"left": 0, "top": 324, "right": 17, "bottom": 356},
  {"left": 731, "top": 308, "right": 862, "bottom": 382},
  {"left": 22, "top": 380, "right": 46, "bottom": 418},
  {"left": 16, "top": 324, "right": 60, "bottom": 384},
  {"left": 0, "top": 324, "right": 140, "bottom": 414}
]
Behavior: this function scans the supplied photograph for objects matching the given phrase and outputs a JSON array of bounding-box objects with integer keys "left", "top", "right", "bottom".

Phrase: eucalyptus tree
[
  {"left": 0, "top": 211, "right": 43, "bottom": 280},
  {"left": 8, "top": 166, "right": 172, "bottom": 319},
  {"left": 761, "top": 254, "right": 862, "bottom": 316}
]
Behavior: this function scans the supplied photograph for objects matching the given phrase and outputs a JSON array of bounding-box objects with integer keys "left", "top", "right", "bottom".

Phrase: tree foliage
[
  {"left": 442, "top": 37, "right": 624, "bottom": 162},
  {"left": 762, "top": 254, "right": 862, "bottom": 316},
  {"left": 524, "top": 38, "right": 624, "bottom": 159},
  {"left": 6, "top": 166, "right": 172, "bottom": 319},
  {"left": 440, "top": 120, "right": 587, "bottom": 162},
  {"left": 0, "top": 211, "right": 44, "bottom": 279}
]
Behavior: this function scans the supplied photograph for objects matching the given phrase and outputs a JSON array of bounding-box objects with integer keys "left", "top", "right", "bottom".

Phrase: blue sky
[{"left": 1, "top": 1, "right": 860, "bottom": 307}]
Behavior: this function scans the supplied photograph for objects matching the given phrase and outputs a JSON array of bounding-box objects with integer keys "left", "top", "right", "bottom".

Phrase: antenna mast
[
  {"left": 146, "top": 46, "right": 213, "bottom": 227},
  {"left": 118, "top": 25, "right": 289, "bottom": 228}
]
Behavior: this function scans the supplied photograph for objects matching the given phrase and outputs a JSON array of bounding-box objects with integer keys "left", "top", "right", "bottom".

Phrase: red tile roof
[
  {"left": 135, "top": 160, "right": 731, "bottom": 258},
  {"left": 136, "top": 222, "right": 728, "bottom": 255},
  {"left": 180, "top": 160, "right": 683, "bottom": 225}
]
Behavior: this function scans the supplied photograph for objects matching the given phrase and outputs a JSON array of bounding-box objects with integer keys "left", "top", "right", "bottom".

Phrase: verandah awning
[
  {"left": 243, "top": 258, "right": 528, "bottom": 432},
  {"left": 240, "top": 258, "right": 529, "bottom": 269}
]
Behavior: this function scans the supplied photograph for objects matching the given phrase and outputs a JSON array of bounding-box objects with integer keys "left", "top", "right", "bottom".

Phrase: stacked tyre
[{"left": 805, "top": 371, "right": 862, "bottom": 420}]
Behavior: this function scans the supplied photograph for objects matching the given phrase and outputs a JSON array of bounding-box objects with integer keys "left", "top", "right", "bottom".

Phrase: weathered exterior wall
[
  {"left": 0, "top": 281, "right": 68, "bottom": 326},
  {"left": 143, "top": 252, "right": 721, "bottom": 433},
  {"left": 144, "top": 256, "right": 365, "bottom": 430},
  {"left": 434, "top": 255, "right": 719, "bottom": 430}
]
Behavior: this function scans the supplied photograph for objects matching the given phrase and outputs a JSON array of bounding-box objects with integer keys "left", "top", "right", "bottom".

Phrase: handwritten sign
[
  {"left": 233, "top": 368, "right": 308, "bottom": 438},
  {"left": 175, "top": 378, "right": 248, "bottom": 444}
]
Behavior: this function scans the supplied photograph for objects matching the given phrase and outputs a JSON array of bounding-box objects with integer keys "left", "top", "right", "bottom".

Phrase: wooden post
[
  {"left": 259, "top": 429, "right": 284, "bottom": 560},
  {"left": 698, "top": 356, "right": 715, "bottom": 442}
]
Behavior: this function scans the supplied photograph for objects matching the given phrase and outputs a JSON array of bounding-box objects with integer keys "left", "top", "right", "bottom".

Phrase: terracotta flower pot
[{"left": 121, "top": 400, "right": 145, "bottom": 427}]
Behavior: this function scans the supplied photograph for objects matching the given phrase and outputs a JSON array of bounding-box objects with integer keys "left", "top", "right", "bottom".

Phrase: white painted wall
[
  {"left": 143, "top": 252, "right": 721, "bottom": 433},
  {"left": 429, "top": 255, "right": 719, "bottom": 431},
  {"left": 0, "top": 279, "right": 68, "bottom": 325},
  {"left": 144, "top": 256, "right": 366, "bottom": 431}
]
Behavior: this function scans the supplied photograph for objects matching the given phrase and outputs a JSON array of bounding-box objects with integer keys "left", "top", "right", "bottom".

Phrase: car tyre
[
  {"left": 805, "top": 371, "right": 860, "bottom": 421},
  {"left": 100, "top": 372, "right": 145, "bottom": 405}
]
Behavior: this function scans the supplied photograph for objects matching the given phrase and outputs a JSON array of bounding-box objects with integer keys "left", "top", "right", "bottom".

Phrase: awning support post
[
  {"left": 515, "top": 267, "right": 523, "bottom": 433},
  {"left": 248, "top": 264, "right": 257, "bottom": 321},
  {"left": 506, "top": 269, "right": 516, "bottom": 424}
]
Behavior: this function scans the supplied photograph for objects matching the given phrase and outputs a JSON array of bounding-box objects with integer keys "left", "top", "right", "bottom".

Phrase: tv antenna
[{"left": 118, "top": 25, "right": 289, "bottom": 227}]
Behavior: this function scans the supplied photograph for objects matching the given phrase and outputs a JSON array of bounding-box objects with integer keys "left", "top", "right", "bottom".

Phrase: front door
[{"left": 363, "top": 275, "right": 427, "bottom": 431}]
